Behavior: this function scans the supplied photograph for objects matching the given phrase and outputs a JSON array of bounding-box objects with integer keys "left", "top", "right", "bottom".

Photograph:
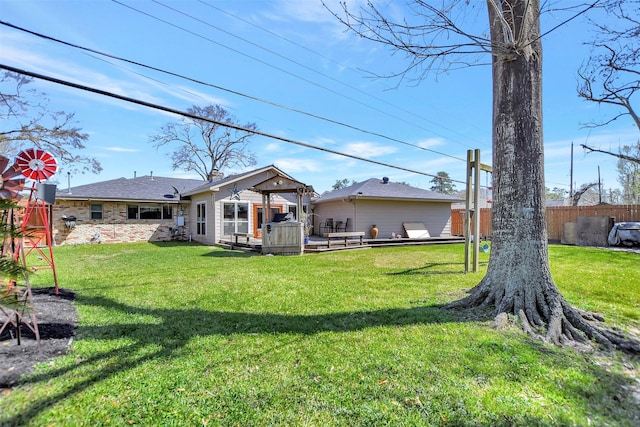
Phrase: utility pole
[
  {"left": 598, "top": 165, "right": 602, "bottom": 204},
  {"left": 569, "top": 142, "right": 574, "bottom": 200}
]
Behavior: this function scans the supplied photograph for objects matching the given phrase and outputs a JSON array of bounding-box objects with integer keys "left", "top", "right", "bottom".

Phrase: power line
[
  {"left": 112, "top": 0, "right": 484, "bottom": 152},
  {"left": 0, "top": 20, "right": 466, "bottom": 162},
  {"left": 0, "top": 64, "right": 468, "bottom": 185},
  {"left": 177, "top": 0, "right": 489, "bottom": 150}
]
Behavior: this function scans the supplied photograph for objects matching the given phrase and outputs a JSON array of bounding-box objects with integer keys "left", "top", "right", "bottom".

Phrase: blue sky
[{"left": 1, "top": 0, "right": 637, "bottom": 195}]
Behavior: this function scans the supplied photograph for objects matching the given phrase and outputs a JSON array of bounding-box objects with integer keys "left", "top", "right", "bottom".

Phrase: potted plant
[{"left": 301, "top": 212, "right": 316, "bottom": 244}]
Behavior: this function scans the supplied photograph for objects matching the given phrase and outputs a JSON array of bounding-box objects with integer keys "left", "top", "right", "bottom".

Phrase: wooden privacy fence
[{"left": 451, "top": 205, "right": 640, "bottom": 242}]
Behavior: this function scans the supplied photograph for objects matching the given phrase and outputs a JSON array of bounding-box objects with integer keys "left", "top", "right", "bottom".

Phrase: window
[
  {"left": 223, "top": 202, "right": 249, "bottom": 236},
  {"left": 127, "top": 204, "right": 173, "bottom": 220},
  {"left": 196, "top": 203, "right": 206, "bottom": 235},
  {"left": 163, "top": 205, "right": 173, "bottom": 220},
  {"left": 127, "top": 205, "right": 138, "bottom": 220},
  {"left": 90, "top": 204, "right": 103, "bottom": 220},
  {"left": 139, "top": 205, "right": 161, "bottom": 219}
]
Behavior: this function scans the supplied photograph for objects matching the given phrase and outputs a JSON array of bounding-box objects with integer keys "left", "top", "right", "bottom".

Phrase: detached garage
[{"left": 311, "top": 177, "right": 463, "bottom": 239}]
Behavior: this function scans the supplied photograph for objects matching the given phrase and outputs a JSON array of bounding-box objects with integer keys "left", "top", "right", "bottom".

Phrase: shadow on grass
[
  {"left": 200, "top": 250, "right": 257, "bottom": 258},
  {"left": 149, "top": 241, "right": 206, "bottom": 248},
  {"left": 387, "top": 261, "right": 488, "bottom": 275},
  {"left": 4, "top": 295, "right": 638, "bottom": 426},
  {"left": 4, "top": 296, "right": 457, "bottom": 424}
]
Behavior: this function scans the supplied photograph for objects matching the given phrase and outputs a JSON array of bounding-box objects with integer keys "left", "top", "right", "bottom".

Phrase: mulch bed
[{"left": 0, "top": 287, "right": 77, "bottom": 390}]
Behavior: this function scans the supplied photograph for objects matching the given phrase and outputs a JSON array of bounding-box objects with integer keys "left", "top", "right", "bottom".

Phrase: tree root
[{"left": 446, "top": 276, "right": 640, "bottom": 355}]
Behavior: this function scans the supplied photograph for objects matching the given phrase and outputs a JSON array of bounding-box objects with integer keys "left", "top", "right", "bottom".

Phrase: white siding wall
[
  {"left": 312, "top": 199, "right": 454, "bottom": 238},
  {"left": 354, "top": 200, "right": 453, "bottom": 238},
  {"left": 189, "top": 193, "right": 215, "bottom": 245},
  {"left": 312, "top": 199, "right": 356, "bottom": 235},
  {"left": 188, "top": 171, "right": 310, "bottom": 245}
]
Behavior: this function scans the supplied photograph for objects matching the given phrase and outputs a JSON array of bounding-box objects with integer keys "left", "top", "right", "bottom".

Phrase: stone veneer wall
[{"left": 52, "top": 200, "right": 190, "bottom": 245}]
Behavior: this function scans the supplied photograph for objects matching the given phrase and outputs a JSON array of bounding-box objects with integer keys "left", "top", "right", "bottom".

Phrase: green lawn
[{"left": 2, "top": 243, "right": 639, "bottom": 426}]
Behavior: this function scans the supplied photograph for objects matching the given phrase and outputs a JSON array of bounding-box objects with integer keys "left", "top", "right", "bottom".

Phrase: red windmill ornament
[
  {"left": 16, "top": 148, "right": 58, "bottom": 181},
  {"left": 0, "top": 155, "right": 25, "bottom": 200},
  {"left": 14, "top": 149, "right": 60, "bottom": 293}
]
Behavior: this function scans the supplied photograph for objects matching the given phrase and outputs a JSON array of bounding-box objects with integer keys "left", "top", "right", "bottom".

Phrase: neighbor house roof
[
  {"left": 55, "top": 175, "right": 205, "bottom": 203},
  {"left": 313, "top": 178, "right": 464, "bottom": 204}
]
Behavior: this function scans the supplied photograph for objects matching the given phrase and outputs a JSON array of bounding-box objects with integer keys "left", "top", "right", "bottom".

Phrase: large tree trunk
[{"left": 448, "top": 0, "right": 637, "bottom": 353}]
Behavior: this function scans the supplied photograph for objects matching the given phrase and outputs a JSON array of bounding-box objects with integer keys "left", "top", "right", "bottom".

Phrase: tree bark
[{"left": 447, "top": 0, "right": 639, "bottom": 353}]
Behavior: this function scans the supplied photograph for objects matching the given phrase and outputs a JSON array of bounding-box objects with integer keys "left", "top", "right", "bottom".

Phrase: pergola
[{"left": 250, "top": 174, "right": 314, "bottom": 223}]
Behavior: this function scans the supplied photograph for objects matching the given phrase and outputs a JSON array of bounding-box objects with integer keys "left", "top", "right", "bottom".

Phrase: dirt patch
[{"left": 1, "top": 288, "right": 77, "bottom": 390}]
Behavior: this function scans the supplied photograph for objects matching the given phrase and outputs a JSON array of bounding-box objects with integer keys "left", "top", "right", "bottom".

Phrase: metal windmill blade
[
  {"left": 16, "top": 148, "right": 58, "bottom": 181},
  {"left": 0, "top": 155, "right": 25, "bottom": 200}
]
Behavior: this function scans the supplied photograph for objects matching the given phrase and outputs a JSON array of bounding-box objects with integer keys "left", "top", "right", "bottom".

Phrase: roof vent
[{"left": 382, "top": 177, "right": 389, "bottom": 184}]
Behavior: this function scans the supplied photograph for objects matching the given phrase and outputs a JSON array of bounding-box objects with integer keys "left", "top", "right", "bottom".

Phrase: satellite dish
[
  {"left": 0, "top": 155, "right": 25, "bottom": 200},
  {"left": 16, "top": 149, "right": 58, "bottom": 181}
]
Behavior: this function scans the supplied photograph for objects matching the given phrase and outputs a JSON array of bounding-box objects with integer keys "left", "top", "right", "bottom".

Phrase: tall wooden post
[
  {"left": 465, "top": 149, "right": 483, "bottom": 273},
  {"left": 464, "top": 150, "right": 473, "bottom": 272}
]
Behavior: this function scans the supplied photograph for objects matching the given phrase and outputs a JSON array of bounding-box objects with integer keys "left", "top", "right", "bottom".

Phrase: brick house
[
  {"left": 52, "top": 166, "right": 313, "bottom": 245},
  {"left": 53, "top": 174, "right": 204, "bottom": 245}
]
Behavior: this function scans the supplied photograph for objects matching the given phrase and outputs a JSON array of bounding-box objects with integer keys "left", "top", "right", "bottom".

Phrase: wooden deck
[{"left": 219, "top": 235, "right": 464, "bottom": 253}]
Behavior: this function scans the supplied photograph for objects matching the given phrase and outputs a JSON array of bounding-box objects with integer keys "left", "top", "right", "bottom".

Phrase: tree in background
[
  {"left": 331, "top": 178, "right": 354, "bottom": 191},
  {"left": 545, "top": 187, "right": 567, "bottom": 201},
  {"left": 617, "top": 142, "right": 640, "bottom": 203},
  {"left": 429, "top": 171, "right": 457, "bottom": 194},
  {"left": 150, "top": 104, "right": 257, "bottom": 180},
  {"left": 0, "top": 71, "right": 100, "bottom": 175},
  {"left": 328, "top": 1, "right": 638, "bottom": 351}
]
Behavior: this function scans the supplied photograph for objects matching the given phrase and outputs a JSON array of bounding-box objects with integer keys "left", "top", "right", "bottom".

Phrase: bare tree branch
[
  {"left": 578, "top": 0, "right": 640, "bottom": 131},
  {"left": 572, "top": 182, "right": 598, "bottom": 206},
  {"left": 0, "top": 71, "right": 100, "bottom": 175},
  {"left": 150, "top": 104, "right": 257, "bottom": 180},
  {"left": 581, "top": 143, "right": 640, "bottom": 164}
]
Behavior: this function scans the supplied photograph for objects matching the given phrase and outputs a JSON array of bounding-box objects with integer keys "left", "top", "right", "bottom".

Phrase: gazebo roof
[{"left": 250, "top": 174, "right": 314, "bottom": 195}]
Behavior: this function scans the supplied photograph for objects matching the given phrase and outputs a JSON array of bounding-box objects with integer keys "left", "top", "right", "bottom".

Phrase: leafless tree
[
  {"left": 577, "top": 0, "right": 639, "bottom": 130},
  {"left": 581, "top": 142, "right": 640, "bottom": 203},
  {"left": 572, "top": 182, "right": 598, "bottom": 206},
  {"left": 327, "top": 0, "right": 638, "bottom": 352},
  {"left": 150, "top": 104, "right": 257, "bottom": 180},
  {"left": 0, "top": 71, "right": 100, "bottom": 175}
]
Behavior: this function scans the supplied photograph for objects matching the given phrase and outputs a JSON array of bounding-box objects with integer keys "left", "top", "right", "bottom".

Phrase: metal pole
[{"left": 570, "top": 142, "right": 574, "bottom": 200}]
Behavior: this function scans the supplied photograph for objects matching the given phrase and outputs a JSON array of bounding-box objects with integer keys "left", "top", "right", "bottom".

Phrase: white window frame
[
  {"left": 196, "top": 203, "right": 206, "bottom": 235},
  {"left": 222, "top": 202, "right": 249, "bottom": 237}
]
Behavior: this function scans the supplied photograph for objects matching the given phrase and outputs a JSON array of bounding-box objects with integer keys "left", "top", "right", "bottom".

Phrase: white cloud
[
  {"left": 339, "top": 141, "right": 398, "bottom": 159},
  {"left": 416, "top": 138, "right": 445, "bottom": 149},
  {"left": 264, "top": 142, "right": 281, "bottom": 152},
  {"left": 274, "top": 158, "right": 323, "bottom": 173},
  {"left": 103, "top": 146, "right": 140, "bottom": 153},
  {"left": 0, "top": 31, "right": 228, "bottom": 113}
]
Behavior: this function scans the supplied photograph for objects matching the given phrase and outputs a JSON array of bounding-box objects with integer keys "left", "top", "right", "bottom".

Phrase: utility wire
[
  {"left": 112, "top": 0, "right": 482, "bottom": 154},
  {"left": 164, "top": 0, "right": 487, "bottom": 149},
  {"left": 0, "top": 63, "right": 468, "bottom": 185},
  {"left": 0, "top": 20, "right": 467, "bottom": 162}
]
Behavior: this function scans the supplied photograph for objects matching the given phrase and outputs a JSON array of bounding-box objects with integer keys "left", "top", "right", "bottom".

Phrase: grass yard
[{"left": 1, "top": 243, "right": 639, "bottom": 426}]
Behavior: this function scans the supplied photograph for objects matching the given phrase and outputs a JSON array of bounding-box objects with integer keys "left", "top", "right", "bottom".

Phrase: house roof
[
  {"left": 183, "top": 165, "right": 295, "bottom": 196},
  {"left": 313, "top": 178, "right": 464, "bottom": 204},
  {"left": 55, "top": 175, "right": 205, "bottom": 202}
]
